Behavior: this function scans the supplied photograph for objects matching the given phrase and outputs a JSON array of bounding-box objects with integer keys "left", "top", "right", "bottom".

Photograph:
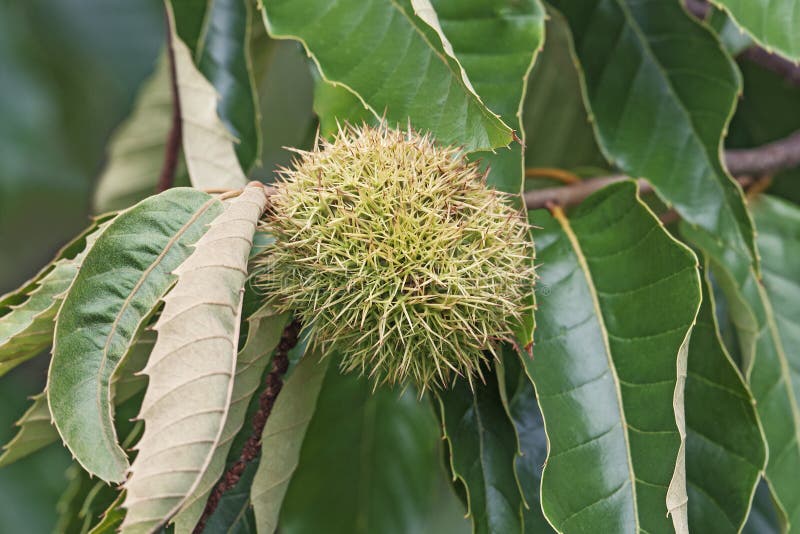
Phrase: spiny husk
[{"left": 255, "top": 125, "right": 534, "bottom": 391}]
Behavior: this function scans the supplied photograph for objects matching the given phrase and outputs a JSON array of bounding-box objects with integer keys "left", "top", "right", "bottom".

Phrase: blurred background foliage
[
  {"left": 2, "top": 1, "right": 800, "bottom": 531},
  {"left": 1, "top": 1, "right": 161, "bottom": 530}
]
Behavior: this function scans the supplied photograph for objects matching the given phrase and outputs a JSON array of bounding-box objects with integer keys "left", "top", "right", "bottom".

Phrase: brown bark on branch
[
  {"left": 524, "top": 129, "right": 800, "bottom": 210},
  {"left": 193, "top": 320, "right": 302, "bottom": 533},
  {"left": 725, "top": 130, "right": 800, "bottom": 176},
  {"left": 739, "top": 47, "right": 800, "bottom": 87},
  {"left": 523, "top": 175, "right": 640, "bottom": 210}
]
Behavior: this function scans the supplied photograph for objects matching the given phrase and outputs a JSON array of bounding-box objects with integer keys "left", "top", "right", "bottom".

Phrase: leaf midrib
[{"left": 551, "top": 206, "right": 640, "bottom": 530}]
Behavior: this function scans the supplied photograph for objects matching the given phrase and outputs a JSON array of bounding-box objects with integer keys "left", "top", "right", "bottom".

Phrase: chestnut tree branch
[
  {"left": 684, "top": 0, "right": 710, "bottom": 19},
  {"left": 725, "top": 130, "right": 800, "bottom": 176},
  {"left": 524, "top": 129, "right": 800, "bottom": 210},
  {"left": 738, "top": 47, "right": 800, "bottom": 87},
  {"left": 193, "top": 320, "right": 302, "bottom": 533}
]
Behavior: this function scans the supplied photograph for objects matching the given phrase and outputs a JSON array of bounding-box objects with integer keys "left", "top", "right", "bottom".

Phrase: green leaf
[
  {"left": 173, "top": 304, "right": 289, "bottom": 533},
  {"left": 259, "top": 0, "right": 512, "bottom": 152},
  {"left": 88, "top": 492, "right": 126, "bottom": 534},
  {"left": 0, "top": 215, "right": 113, "bottom": 375},
  {"left": 683, "top": 191, "right": 800, "bottom": 530},
  {"left": 56, "top": 422, "right": 142, "bottom": 534},
  {"left": 0, "top": 214, "right": 112, "bottom": 313},
  {"left": 204, "top": 0, "right": 261, "bottom": 172},
  {"left": 165, "top": 2, "right": 248, "bottom": 190},
  {"left": 522, "top": 10, "right": 606, "bottom": 172},
  {"left": 312, "top": 79, "right": 372, "bottom": 139},
  {"left": 739, "top": 194, "right": 800, "bottom": 529},
  {"left": 253, "top": 40, "right": 317, "bottom": 182},
  {"left": 0, "top": 333, "right": 154, "bottom": 469},
  {"left": 251, "top": 347, "right": 330, "bottom": 532},
  {"left": 727, "top": 59, "right": 800, "bottom": 206},
  {"left": 527, "top": 181, "right": 701, "bottom": 533},
  {"left": 122, "top": 185, "right": 268, "bottom": 532},
  {"left": 707, "top": 7, "right": 753, "bottom": 56},
  {"left": 55, "top": 464, "right": 105, "bottom": 534},
  {"left": 685, "top": 266, "right": 766, "bottom": 532},
  {"left": 710, "top": 0, "right": 800, "bottom": 61},
  {"left": 503, "top": 351, "right": 555, "bottom": 533},
  {"left": 92, "top": 53, "right": 177, "bottom": 212},
  {"left": 0, "top": 393, "right": 53, "bottom": 469},
  {"left": 437, "top": 366, "right": 524, "bottom": 534},
  {"left": 422, "top": 0, "right": 545, "bottom": 195},
  {"left": 48, "top": 188, "right": 224, "bottom": 483},
  {"left": 96, "top": 0, "right": 260, "bottom": 209},
  {"left": 280, "top": 366, "right": 448, "bottom": 534},
  {"left": 548, "top": 0, "right": 757, "bottom": 270}
]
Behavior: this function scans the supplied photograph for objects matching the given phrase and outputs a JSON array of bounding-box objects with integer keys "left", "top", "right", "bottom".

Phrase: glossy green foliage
[
  {"left": 685, "top": 270, "right": 765, "bottom": 532},
  {"left": 711, "top": 0, "right": 800, "bottom": 61},
  {"left": 743, "top": 481, "right": 782, "bottom": 534},
  {"left": 279, "top": 364, "right": 461, "bottom": 533},
  {"left": 260, "top": 0, "right": 513, "bottom": 152},
  {"left": 194, "top": 0, "right": 261, "bottom": 172},
  {"left": 549, "top": 0, "right": 756, "bottom": 270},
  {"left": 683, "top": 192, "right": 800, "bottom": 531},
  {"left": 747, "top": 195, "right": 800, "bottom": 529},
  {"left": 423, "top": 0, "right": 544, "bottom": 196},
  {"left": 729, "top": 59, "right": 800, "bottom": 206},
  {"left": 4, "top": 2, "right": 800, "bottom": 533},
  {"left": 527, "top": 182, "right": 700, "bottom": 533},
  {"left": 253, "top": 40, "right": 316, "bottom": 182},
  {"left": 48, "top": 188, "right": 223, "bottom": 483},
  {"left": 437, "top": 366, "right": 523, "bottom": 534},
  {"left": 523, "top": 11, "right": 606, "bottom": 172},
  {"left": 503, "top": 352, "right": 554, "bottom": 533},
  {"left": 172, "top": 0, "right": 261, "bottom": 172}
]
